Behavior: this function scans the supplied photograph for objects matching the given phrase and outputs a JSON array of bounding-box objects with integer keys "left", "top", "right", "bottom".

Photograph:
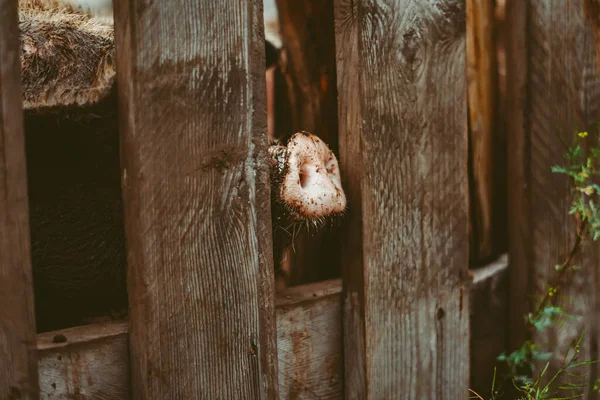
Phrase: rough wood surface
[
  {"left": 0, "top": 0, "right": 40, "bottom": 397},
  {"left": 466, "top": 0, "right": 505, "bottom": 264},
  {"left": 112, "top": 0, "right": 278, "bottom": 398},
  {"left": 37, "top": 322, "right": 129, "bottom": 399},
  {"left": 333, "top": 0, "right": 470, "bottom": 398},
  {"left": 273, "top": 0, "right": 342, "bottom": 287},
  {"left": 524, "top": 1, "right": 600, "bottom": 395},
  {"left": 276, "top": 279, "right": 343, "bottom": 399}
]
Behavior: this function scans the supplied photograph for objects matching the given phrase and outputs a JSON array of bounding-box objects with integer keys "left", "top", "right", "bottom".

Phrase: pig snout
[{"left": 271, "top": 132, "right": 346, "bottom": 223}]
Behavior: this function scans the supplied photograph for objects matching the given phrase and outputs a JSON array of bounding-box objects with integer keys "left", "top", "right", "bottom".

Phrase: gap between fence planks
[
  {"left": 36, "top": 258, "right": 508, "bottom": 399},
  {"left": 272, "top": 0, "right": 342, "bottom": 287},
  {"left": 469, "top": 254, "right": 508, "bottom": 395},
  {"left": 333, "top": 0, "right": 470, "bottom": 398},
  {"left": 112, "top": 0, "right": 278, "bottom": 398},
  {"left": 503, "top": 0, "right": 530, "bottom": 372},
  {"left": 0, "top": 0, "right": 40, "bottom": 397}
]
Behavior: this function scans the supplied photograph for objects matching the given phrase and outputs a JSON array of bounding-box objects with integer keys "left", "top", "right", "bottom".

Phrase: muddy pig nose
[{"left": 280, "top": 132, "right": 346, "bottom": 220}]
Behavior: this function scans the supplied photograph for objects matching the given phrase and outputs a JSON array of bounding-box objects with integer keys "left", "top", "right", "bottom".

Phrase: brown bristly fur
[{"left": 18, "top": 0, "right": 114, "bottom": 110}]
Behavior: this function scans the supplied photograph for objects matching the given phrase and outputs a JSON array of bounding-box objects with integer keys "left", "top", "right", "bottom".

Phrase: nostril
[{"left": 299, "top": 164, "right": 311, "bottom": 189}]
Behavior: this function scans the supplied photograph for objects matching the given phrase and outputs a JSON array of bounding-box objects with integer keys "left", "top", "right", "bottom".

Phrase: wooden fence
[
  {"left": 505, "top": 1, "right": 600, "bottom": 398},
  {"left": 4, "top": 0, "right": 599, "bottom": 398}
]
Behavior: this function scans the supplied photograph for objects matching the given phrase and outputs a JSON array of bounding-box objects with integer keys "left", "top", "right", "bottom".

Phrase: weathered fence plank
[
  {"left": 466, "top": 0, "right": 505, "bottom": 264},
  {"left": 530, "top": 0, "right": 600, "bottom": 391},
  {"left": 506, "top": 0, "right": 600, "bottom": 396},
  {"left": 528, "top": 4, "right": 593, "bottom": 375},
  {"left": 333, "top": 0, "right": 470, "bottom": 398},
  {"left": 112, "top": 0, "right": 278, "bottom": 398},
  {"left": 0, "top": 0, "right": 40, "bottom": 397}
]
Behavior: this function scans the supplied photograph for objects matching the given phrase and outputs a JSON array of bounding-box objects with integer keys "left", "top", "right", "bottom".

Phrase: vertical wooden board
[
  {"left": 334, "top": 0, "right": 470, "bottom": 398},
  {"left": 466, "top": 0, "right": 505, "bottom": 264},
  {"left": 112, "top": 0, "right": 278, "bottom": 398},
  {"left": 0, "top": 0, "right": 40, "bottom": 397},
  {"left": 527, "top": 0, "right": 600, "bottom": 394}
]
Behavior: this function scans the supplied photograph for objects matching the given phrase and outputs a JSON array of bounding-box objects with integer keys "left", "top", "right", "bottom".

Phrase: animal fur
[
  {"left": 19, "top": 0, "right": 114, "bottom": 109},
  {"left": 17, "top": 0, "right": 279, "bottom": 111}
]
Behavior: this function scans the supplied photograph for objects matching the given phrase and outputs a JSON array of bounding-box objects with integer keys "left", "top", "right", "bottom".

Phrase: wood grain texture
[
  {"left": 37, "top": 322, "right": 129, "bottom": 399},
  {"left": 466, "top": 0, "right": 505, "bottom": 264},
  {"left": 112, "top": 0, "right": 278, "bottom": 398},
  {"left": 272, "top": 0, "right": 342, "bottom": 287},
  {"left": 525, "top": 0, "right": 600, "bottom": 394},
  {"left": 0, "top": 0, "right": 40, "bottom": 397},
  {"left": 333, "top": 0, "right": 470, "bottom": 398},
  {"left": 276, "top": 279, "right": 343, "bottom": 399}
]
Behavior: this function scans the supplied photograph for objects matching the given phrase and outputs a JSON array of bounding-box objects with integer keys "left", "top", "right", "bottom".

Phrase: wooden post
[
  {"left": 506, "top": 0, "right": 600, "bottom": 396},
  {"left": 0, "top": 0, "right": 40, "bottom": 397},
  {"left": 112, "top": 0, "right": 279, "bottom": 398},
  {"left": 466, "top": 0, "right": 505, "bottom": 265},
  {"left": 334, "top": 0, "right": 470, "bottom": 398}
]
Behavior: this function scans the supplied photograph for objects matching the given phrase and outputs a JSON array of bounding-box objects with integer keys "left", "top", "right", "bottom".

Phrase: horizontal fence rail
[{"left": 35, "top": 259, "right": 508, "bottom": 399}]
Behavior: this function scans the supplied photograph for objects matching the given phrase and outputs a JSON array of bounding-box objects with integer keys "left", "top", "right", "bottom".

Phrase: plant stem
[{"left": 530, "top": 217, "right": 587, "bottom": 329}]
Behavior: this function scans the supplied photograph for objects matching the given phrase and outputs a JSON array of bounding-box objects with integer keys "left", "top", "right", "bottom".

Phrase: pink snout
[{"left": 280, "top": 132, "right": 346, "bottom": 220}]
